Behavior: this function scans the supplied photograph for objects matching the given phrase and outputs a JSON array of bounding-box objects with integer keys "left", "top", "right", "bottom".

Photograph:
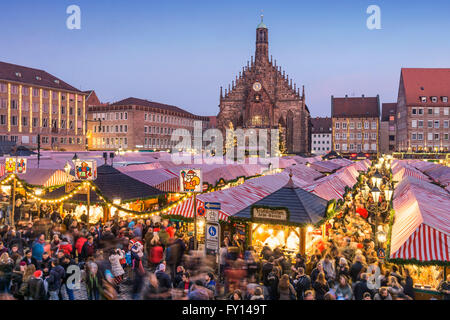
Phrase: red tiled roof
[
  {"left": 311, "top": 117, "right": 332, "bottom": 133},
  {"left": 0, "top": 61, "right": 82, "bottom": 93},
  {"left": 110, "top": 97, "right": 207, "bottom": 119},
  {"left": 331, "top": 96, "right": 379, "bottom": 118},
  {"left": 381, "top": 103, "right": 397, "bottom": 121},
  {"left": 401, "top": 68, "right": 450, "bottom": 106}
]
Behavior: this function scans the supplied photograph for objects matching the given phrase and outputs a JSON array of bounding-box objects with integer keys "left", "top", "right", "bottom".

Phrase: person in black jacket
[
  {"left": 60, "top": 254, "right": 77, "bottom": 300},
  {"left": 21, "top": 250, "right": 38, "bottom": 269},
  {"left": 403, "top": 268, "right": 415, "bottom": 299},
  {"left": 353, "top": 273, "right": 372, "bottom": 300},
  {"left": 349, "top": 255, "right": 365, "bottom": 283},
  {"left": 28, "top": 270, "right": 47, "bottom": 300},
  {"left": 46, "top": 259, "right": 65, "bottom": 300},
  {"left": 294, "top": 267, "right": 311, "bottom": 300},
  {"left": 155, "top": 263, "right": 172, "bottom": 294}
]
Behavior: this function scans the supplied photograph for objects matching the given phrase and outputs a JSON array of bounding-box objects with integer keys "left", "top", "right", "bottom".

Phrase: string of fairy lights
[{"left": 0, "top": 171, "right": 267, "bottom": 220}]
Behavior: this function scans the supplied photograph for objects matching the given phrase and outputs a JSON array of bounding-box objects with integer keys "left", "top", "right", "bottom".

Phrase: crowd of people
[{"left": 0, "top": 206, "right": 448, "bottom": 301}]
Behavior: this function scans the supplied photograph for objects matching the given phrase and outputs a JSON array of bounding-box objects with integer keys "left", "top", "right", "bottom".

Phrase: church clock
[{"left": 252, "top": 82, "right": 262, "bottom": 92}]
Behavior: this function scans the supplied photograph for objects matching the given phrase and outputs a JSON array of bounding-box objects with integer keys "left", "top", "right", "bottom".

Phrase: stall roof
[
  {"left": 390, "top": 174, "right": 450, "bottom": 262},
  {"left": 232, "top": 176, "right": 328, "bottom": 226},
  {"left": 43, "top": 165, "right": 163, "bottom": 202}
]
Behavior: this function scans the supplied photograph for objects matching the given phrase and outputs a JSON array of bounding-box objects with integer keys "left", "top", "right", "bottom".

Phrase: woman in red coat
[{"left": 148, "top": 235, "right": 164, "bottom": 271}]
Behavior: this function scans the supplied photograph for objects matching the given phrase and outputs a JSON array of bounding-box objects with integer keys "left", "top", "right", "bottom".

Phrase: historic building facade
[
  {"left": 331, "top": 95, "right": 380, "bottom": 156},
  {"left": 380, "top": 103, "right": 397, "bottom": 154},
  {"left": 217, "top": 17, "right": 310, "bottom": 154},
  {"left": 87, "top": 97, "right": 210, "bottom": 151},
  {"left": 396, "top": 68, "right": 450, "bottom": 152},
  {"left": 0, "top": 61, "right": 88, "bottom": 151},
  {"left": 311, "top": 117, "right": 332, "bottom": 155}
]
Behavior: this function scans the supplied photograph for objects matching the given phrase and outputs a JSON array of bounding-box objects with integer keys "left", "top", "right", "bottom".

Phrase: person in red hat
[{"left": 27, "top": 270, "right": 46, "bottom": 300}]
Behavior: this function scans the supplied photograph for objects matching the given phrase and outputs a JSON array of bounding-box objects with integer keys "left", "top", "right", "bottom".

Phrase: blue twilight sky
[{"left": 1, "top": 0, "right": 450, "bottom": 117}]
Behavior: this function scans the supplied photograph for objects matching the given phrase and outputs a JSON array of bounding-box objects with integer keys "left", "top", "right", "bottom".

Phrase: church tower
[{"left": 255, "top": 15, "right": 269, "bottom": 63}]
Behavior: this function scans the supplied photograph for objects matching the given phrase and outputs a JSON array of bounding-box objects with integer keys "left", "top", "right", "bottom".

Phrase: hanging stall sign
[
  {"left": 252, "top": 206, "right": 288, "bottom": 222},
  {"left": 74, "top": 160, "right": 97, "bottom": 181},
  {"left": 5, "top": 157, "right": 27, "bottom": 174},
  {"left": 179, "top": 169, "right": 202, "bottom": 193},
  {"left": 65, "top": 181, "right": 81, "bottom": 193}
]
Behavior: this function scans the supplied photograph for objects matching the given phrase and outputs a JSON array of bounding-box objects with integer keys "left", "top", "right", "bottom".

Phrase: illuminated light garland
[{"left": 0, "top": 169, "right": 273, "bottom": 219}]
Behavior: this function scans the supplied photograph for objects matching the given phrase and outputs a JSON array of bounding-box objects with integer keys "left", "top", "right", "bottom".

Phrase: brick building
[
  {"left": 331, "top": 95, "right": 380, "bottom": 156},
  {"left": 217, "top": 16, "right": 310, "bottom": 154},
  {"left": 396, "top": 68, "right": 450, "bottom": 152},
  {"left": 87, "top": 97, "right": 210, "bottom": 151},
  {"left": 0, "top": 61, "right": 88, "bottom": 151},
  {"left": 380, "top": 103, "right": 397, "bottom": 154},
  {"left": 310, "top": 117, "right": 332, "bottom": 155}
]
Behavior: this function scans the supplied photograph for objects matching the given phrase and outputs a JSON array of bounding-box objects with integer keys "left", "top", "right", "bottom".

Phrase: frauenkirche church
[{"left": 217, "top": 16, "right": 311, "bottom": 154}]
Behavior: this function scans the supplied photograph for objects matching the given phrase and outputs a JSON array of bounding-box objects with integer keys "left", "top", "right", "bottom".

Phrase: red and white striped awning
[
  {"left": 164, "top": 196, "right": 229, "bottom": 221},
  {"left": 391, "top": 175, "right": 450, "bottom": 262},
  {"left": 17, "top": 168, "right": 74, "bottom": 187}
]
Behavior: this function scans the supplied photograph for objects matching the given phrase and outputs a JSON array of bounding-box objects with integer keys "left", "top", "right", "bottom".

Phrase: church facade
[{"left": 217, "top": 17, "right": 311, "bottom": 154}]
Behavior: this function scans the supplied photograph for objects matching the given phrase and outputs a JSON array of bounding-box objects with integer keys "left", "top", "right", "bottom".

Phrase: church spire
[{"left": 255, "top": 13, "right": 268, "bottom": 63}]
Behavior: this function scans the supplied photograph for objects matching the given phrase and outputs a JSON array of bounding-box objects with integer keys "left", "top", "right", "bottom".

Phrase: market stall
[
  {"left": 42, "top": 164, "right": 164, "bottom": 223},
  {"left": 389, "top": 174, "right": 450, "bottom": 299},
  {"left": 229, "top": 174, "right": 333, "bottom": 259}
]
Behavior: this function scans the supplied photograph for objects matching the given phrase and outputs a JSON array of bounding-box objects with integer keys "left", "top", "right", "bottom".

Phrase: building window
[
  {"left": 431, "top": 96, "right": 438, "bottom": 103},
  {"left": 444, "top": 108, "right": 449, "bottom": 116},
  {"left": 434, "top": 133, "right": 440, "bottom": 140},
  {"left": 418, "top": 120, "right": 423, "bottom": 128},
  {"left": 427, "top": 108, "right": 433, "bottom": 115},
  {"left": 364, "top": 122, "right": 369, "bottom": 129},
  {"left": 335, "top": 143, "right": 340, "bottom": 150},
  {"left": 371, "top": 121, "right": 377, "bottom": 129},
  {"left": 335, "top": 133, "right": 340, "bottom": 140},
  {"left": 349, "top": 122, "right": 354, "bottom": 129},
  {"left": 335, "top": 122, "right": 340, "bottom": 129},
  {"left": 427, "top": 133, "right": 433, "bottom": 141},
  {"left": 411, "top": 120, "right": 417, "bottom": 128},
  {"left": 412, "top": 108, "right": 417, "bottom": 115},
  {"left": 444, "top": 120, "right": 449, "bottom": 128},
  {"left": 342, "top": 122, "right": 347, "bottom": 129},
  {"left": 417, "top": 133, "right": 423, "bottom": 140},
  {"left": 411, "top": 133, "right": 417, "bottom": 140},
  {"left": 434, "top": 120, "right": 439, "bottom": 128},
  {"left": 11, "top": 116, "right": 17, "bottom": 126},
  {"left": 428, "top": 120, "right": 433, "bottom": 128},
  {"left": 420, "top": 96, "right": 427, "bottom": 103}
]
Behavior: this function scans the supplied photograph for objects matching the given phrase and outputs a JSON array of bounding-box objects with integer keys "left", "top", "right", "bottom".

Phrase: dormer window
[
  {"left": 442, "top": 96, "right": 448, "bottom": 103},
  {"left": 420, "top": 96, "right": 427, "bottom": 103},
  {"left": 15, "top": 72, "right": 22, "bottom": 77},
  {"left": 36, "top": 76, "right": 42, "bottom": 81},
  {"left": 431, "top": 96, "right": 438, "bottom": 103},
  {"left": 54, "top": 79, "right": 60, "bottom": 84}
]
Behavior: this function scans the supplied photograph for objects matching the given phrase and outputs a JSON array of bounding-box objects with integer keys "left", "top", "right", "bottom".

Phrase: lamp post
[
  {"left": 72, "top": 153, "right": 79, "bottom": 164},
  {"left": 370, "top": 185, "right": 381, "bottom": 247}
]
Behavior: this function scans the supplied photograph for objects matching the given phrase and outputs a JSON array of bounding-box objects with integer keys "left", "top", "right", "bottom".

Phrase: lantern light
[
  {"left": 384, "top": 188, "right": 393, "bottom": 202},
  {"left": 371, "top": 170, "right": 383, "bottom": 188},
  {"left": 371, "top": 186, "right": 381, "bottom": 204}
]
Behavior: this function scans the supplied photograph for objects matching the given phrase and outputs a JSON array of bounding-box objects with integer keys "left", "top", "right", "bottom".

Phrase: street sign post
[{"left": 205, "top": 222, "right": 220, "bottom": 256}]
